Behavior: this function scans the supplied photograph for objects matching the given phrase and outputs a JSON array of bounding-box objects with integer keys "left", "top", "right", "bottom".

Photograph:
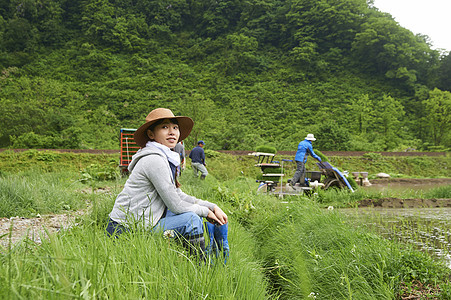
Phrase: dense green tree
[
  {"left": 351, "top": 11, "right": 437, "bottom": 88},
  {"left": 238, "top": 0, "right": 277, "bottom": 43},
  {"left": 0, "top": 15, "right": 7, "bottom": 53},
  {"left": 348, "top": 94, "right": 373, "bottom": 134},
  {"left": 372, "top": 95, "right": 405, "bottom": 150},
  {"left": 422, "top": 89, "right": 451, "bottom": 147},
  {"left": 286, "top": 0, "right": 367, "bottom": 51},
  {"left": 2, "top": 17, "right": 34, "bottom": 52},
  {"left": 214, "top": 33, "right": 259, "bottom": 75},
  {"left": 132, "top": 0, "right": 187, "bottom": 30},
  {"left": 80, "top": 0, "right": 148, "bottom": 50},
  {"left": 0, "top": 0, "right": 448, "bottom": 151},
  {"left": 315, "top": 120, "right": 351, "bottom": 151},
  {"left": 194, "top": 0, "right": 244, "bottom": 37},
  {"left": 437, "top": 52, "right": 451, "bottom": 92}
]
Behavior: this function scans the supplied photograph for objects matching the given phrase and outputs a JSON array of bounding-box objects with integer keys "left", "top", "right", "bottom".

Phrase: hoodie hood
[{"left": 128, "top": 146, "right": 164, "bottom": 172}]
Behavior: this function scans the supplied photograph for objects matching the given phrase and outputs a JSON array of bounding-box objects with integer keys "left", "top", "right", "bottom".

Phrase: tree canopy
[{"left": 0, "top": 0, "right": 449, "bottom": 151}]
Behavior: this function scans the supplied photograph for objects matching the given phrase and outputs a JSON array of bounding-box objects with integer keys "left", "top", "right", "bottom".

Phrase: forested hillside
[{"left": 0, "top": 0, "right": 450, "bottom": 151}]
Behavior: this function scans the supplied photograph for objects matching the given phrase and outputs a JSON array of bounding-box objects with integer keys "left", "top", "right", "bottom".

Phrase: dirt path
[
  {"left": 369, "top": 178, "right": 451, "bottom": 185},
  {"left": 1, "top": 149, "right": 447, "bottom": 157},
  {"left": 0, "top": 211, "right": 84, "bottom": 249}
]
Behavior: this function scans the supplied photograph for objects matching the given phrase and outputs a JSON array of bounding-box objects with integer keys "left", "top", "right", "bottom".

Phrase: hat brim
[{"left": 134, "top": 116, "right": 194, "bottom": 148}]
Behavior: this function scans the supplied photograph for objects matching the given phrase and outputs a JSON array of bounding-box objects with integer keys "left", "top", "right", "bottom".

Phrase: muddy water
[{"left": 341, "top": 207, "right": 451, "bottom": 268}]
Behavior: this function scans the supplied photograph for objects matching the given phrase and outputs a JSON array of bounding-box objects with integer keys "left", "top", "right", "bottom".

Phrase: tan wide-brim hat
[{"left": 134, "top": 108, "right": 194, "bottom": 148}]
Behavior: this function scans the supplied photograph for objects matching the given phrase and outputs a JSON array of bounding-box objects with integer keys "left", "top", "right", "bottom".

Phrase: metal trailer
[{"left": 119, "top": 128, "right": 139, "bottom": 174}]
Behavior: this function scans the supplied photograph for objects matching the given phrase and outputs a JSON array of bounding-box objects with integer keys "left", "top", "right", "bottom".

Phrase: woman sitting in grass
[{"left": 107, "top": 108, "right": 228, "bottom": 261}]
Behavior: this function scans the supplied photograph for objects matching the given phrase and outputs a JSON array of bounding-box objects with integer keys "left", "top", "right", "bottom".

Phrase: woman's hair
[
  {"left": 148, "top": 118, "right": 179, "bottom": 133},
  {"left": 174, "top": 173, "right": 181, "bottom": 188}
]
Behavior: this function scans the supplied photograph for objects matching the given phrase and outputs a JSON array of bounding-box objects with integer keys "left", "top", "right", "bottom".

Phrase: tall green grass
[
  {"left": 181, "top": 173, "right": 451, "bottom": 298},
  {"left": 0, "top": 169, "right": 270, "bottom": 299},
  {"left": 424, "top": 185, "right": 451, "bottom": 198},
  {"left": 0, "top": 222, "right": 269, "bottom": 299},
  {"left": 247, "top": 197, "right": 451, "bottom": 299},
  {"left": 0, "top": 171, "right": 88, "bottom": 218},
  {"left": 1, "top": 151, "right": 450, "bottom": 299}
]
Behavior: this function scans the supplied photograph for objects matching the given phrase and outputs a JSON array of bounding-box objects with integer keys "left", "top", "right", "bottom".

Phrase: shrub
[
  {"left": 79, "top": 159, "right": 120, "bottom": 182},
  {"left": 204, "top": 149, "right": 221, "bottom": 158}
]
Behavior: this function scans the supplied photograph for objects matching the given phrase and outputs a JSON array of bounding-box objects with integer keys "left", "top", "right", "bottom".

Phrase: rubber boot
[
  {"left": 206, "top": 222, "right": 229, "bottom": 264},
  {"left": 206, "top": 223, "right": 218, "bottom": 259},
  {"left": 183, "top": 234, "right": 207, "bottom": 264},
  {"left": 200, "top": 174, "right": 206, "bottom": 180}
]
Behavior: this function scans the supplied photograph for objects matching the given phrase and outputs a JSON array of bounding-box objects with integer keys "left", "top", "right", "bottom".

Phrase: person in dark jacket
[
  {"left": 290, "top": 134, "right": 321, "bottom": 189},
  {"left": 189, "top": 140, "right": 208, "bottom": 179}
]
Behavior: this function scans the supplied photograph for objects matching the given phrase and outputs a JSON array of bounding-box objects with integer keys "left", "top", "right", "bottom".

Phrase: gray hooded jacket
[{"left": 109, "top": 146, "right": 216, "bottom": 229}]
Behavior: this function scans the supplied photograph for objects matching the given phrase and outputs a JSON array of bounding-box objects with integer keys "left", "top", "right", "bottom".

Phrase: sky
[{"left": 373, "top": 0, "right": 451, "bottom": 52}]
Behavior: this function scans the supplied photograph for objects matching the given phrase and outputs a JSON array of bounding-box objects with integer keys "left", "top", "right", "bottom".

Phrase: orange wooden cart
[{"left": 119, "top": 128, "right": 139, "bottom": 174}]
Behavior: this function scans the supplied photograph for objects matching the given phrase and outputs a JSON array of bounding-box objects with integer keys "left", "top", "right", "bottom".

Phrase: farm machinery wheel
[
  {"left": 257, "top": 183, "right": 268, "bottom": 194},
  {"left": 257, "top": 182, "right": 277, "bottom": 194},
  {"left": 323, "top": 178, "right": 343, "bottom": 190}
]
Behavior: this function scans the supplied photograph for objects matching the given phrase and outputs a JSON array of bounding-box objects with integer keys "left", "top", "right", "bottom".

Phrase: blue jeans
[
  {"left": 106, "top": 210, "right": 204, "bottom": 238},
  {"left": 154, "top": 210, "right": 204, "bottom": 238}
]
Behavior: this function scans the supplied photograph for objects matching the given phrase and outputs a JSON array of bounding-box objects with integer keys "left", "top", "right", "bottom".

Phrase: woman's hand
[
  {"left": 214, "top": 206, "right": 228, "bottom": 225},
  {"left": 206, "top": 206, "right": 228, "bottom": 226},
  {"left": 207, "top": 211, "right": 222, "bottom": 225}
]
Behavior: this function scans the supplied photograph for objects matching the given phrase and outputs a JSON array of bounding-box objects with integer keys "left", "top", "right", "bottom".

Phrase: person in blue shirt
[
  {"left": 290, "top": 134, "right": 322, "bottom": 189},
  {"left": 189, "top": 140, "right": 209, "bottom": 179}
]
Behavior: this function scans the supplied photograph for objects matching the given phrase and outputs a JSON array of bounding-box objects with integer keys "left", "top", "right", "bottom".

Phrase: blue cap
[{"left": 198, "top": 140, "right": 205, "bottom": 145}]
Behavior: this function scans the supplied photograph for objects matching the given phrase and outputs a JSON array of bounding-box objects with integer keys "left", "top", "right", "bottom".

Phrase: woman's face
[{"left": 147, "top": 119, "right": 180, "bottom": 148}]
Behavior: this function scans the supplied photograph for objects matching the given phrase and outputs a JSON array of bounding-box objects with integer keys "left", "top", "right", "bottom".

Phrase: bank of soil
[
  {"left": 358, "top": 198, "right": 451, "bottom": 208},
  {"left": 358, "top": 178, "right": 451, "bottom": 208}
]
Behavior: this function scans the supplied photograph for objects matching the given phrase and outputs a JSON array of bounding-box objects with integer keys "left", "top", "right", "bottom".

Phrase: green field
[{"left": 0, "top": 150, "right": 450, "bottom": 299}]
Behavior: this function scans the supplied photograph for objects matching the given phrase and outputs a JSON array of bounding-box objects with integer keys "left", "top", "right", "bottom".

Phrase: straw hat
[
  {"left": 305, "top": 133, "right": 316, "bottom": 141},
  {"left": 134, "top": 108, "right": 194, "bottom": 148}
]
